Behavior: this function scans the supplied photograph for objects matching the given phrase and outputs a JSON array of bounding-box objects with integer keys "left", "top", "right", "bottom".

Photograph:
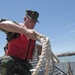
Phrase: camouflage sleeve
[{"left": 0, "top": 18, "right": 8, "bottom": 34}]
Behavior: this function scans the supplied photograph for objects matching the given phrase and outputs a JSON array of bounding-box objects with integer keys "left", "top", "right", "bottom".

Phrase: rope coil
[{"left": 31, "top": 34, "right": 60, "bottom": 75}]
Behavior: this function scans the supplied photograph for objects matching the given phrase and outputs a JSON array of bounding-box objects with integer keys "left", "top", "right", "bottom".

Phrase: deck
[{"left": 30, "top": 60, "right": 75, "bottom": 75}]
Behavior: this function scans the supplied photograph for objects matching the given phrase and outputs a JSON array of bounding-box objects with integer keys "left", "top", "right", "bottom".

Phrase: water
[{"left": 58, "top": 55, "right": 75, "bottom": 61}]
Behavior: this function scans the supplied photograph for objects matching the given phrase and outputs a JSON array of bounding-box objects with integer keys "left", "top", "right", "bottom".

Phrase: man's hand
[{"left": 25, "top": 29, "right": 37, "bottom": 40}]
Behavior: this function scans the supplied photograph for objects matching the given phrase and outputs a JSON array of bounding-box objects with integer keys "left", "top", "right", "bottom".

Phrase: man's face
[{"left": 24, "top": 16, "right": 36, "bottom": 29}]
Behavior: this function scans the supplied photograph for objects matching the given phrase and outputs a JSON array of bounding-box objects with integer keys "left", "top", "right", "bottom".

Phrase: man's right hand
[{"left": 25, "top": 29, "right": 37, "bottom": 40}]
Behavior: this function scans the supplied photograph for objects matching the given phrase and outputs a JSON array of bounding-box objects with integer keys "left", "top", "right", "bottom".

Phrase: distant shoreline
[{"left": 57, "top": 52, "right": 75, "bottom": 57}]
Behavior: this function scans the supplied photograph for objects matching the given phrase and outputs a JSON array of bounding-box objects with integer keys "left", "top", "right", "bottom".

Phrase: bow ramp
[
  {"left": 30, "top": 33, "right": 75, "bottom": 75},
  {"left": 30, "top": 60, "right": 75, "bottom": 75}
]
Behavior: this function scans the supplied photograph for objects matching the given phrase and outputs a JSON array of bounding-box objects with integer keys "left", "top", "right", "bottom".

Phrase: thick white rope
[{"left": 31, "top": 34, "right": 60, "bottom": 75}]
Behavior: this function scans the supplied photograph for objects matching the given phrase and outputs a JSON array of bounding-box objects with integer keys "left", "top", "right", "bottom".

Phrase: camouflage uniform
[
  {"left": 0, "top": 55, "right": 15, "bottom": 75},
  {"left": 0, "top": 18, "right": 33, "bottom": 75},
  {"left": 0, "top": 55, "right": 32, "bottom": 75}
]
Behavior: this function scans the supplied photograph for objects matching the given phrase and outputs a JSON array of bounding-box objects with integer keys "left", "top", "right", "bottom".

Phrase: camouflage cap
[{"left": 26, "top": 10, "right": 39, "bottom": 23}]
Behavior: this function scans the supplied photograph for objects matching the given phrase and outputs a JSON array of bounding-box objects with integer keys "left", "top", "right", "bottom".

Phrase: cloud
[
  {"left": 58, "top": 33, "right": 68, "bottom": 40},
  {"left": 58, "top": 30, "right": 75, "bottom": 40},
  {"left": 58, "top": 23, "right": 75, "bottom": 39},
  {"left": 64, "top": 23, "right": 75, "bottom": 29},
  {"left": 63, "top": 12, "right": 74, "bottom": 17},
  {"left": 52, "top": 23, "right": 75, "bottom": 42},
  {"left": 68, "top": 30, "right": 75, "bottom": 33}
]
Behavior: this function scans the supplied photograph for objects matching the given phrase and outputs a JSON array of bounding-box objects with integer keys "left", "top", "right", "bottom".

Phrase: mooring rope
[{"left": 31, "top": 33, "right": 60, "bottom": 75}]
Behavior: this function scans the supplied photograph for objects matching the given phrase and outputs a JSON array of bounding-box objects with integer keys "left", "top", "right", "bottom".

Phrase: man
[{"left": 0, "top": 10, "right": 40, "bottom": 75}]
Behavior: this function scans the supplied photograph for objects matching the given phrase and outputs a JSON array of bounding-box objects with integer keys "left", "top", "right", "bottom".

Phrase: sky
[{"left": 0, "top": 0, "right": 75, "bottom": 56}]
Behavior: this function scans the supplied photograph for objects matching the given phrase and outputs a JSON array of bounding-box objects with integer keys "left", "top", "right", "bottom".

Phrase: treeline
[{"left": 57, "top": 52, "right": 75, "bottom": 57}]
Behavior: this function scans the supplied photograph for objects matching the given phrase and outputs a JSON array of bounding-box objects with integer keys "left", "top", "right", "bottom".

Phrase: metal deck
[{"left": 30, "top": 60, "right": 75, "bottom": 75}]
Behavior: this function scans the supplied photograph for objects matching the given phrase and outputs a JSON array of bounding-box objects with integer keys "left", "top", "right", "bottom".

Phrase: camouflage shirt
[{"left": 0, "top": 18, "right": 20, "bottom": 50}]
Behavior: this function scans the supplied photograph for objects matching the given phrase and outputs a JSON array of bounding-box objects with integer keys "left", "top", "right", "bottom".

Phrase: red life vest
[{"left": 6, "top": 34, "right": 35, "bottom": 60}]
